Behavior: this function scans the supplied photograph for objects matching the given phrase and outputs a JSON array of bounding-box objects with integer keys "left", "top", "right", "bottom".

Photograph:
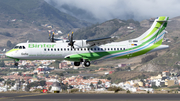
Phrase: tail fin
[{"left": 136, "top": 16, "right": 169, "bottom": 45}]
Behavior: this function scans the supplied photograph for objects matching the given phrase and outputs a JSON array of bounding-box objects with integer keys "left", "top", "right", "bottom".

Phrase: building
[
  {"left": 162, "top": 71, "right": 170, "bottom": 77},
  {"left": 59, "top": 62, "right": 68, "bottom": 69},
  {"left": 50, "top": 82, "right": 61, "bottom": 93}
]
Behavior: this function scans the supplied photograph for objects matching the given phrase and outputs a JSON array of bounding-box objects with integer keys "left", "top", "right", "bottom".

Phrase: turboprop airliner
[{"left": 6, "top": 16, "right": 169, "bottom": 67}]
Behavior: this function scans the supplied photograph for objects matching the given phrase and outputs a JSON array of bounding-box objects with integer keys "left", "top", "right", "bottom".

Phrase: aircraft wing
[{"left": 86, "top": 36, "right": 117, "bottom": 46}]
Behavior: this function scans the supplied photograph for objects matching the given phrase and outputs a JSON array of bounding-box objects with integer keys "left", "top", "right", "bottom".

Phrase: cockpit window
[
  {"left": 14, "top": 46, "right": 19, "bottom": 49},
  {"left": 14, "top": 46, "right": 26, "bottom": 49},
  {"left": 19, "top": 46, "right": 22, "bottom": 49}
]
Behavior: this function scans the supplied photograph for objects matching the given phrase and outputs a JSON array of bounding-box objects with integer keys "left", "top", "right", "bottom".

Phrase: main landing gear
[{"left": 74, "top": 59, "right": 91, "bottom": 67}]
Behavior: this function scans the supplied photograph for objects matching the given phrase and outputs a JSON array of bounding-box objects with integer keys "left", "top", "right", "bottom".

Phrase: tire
[
  {"left": 15, "top": 63, "right": 18, "bottom": 66},
  {"left": 84, "top": 61, "right": 90, "bottom": 67},
  {"left": 74, "top": 62, "right": 80, "bottom": 66}
]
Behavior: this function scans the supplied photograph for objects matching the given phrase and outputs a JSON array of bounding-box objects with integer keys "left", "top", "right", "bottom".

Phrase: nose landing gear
[
  {"left": 14, "top": 59, "right": 19, "bottom": 66},
  {"left": 15, "top": 62, "right": 18, "bottom": 66}
]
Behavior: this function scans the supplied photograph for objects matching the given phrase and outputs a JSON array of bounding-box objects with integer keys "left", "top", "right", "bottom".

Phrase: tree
[
  {"left": 98, "top": 80, "right": 102, "bottom": 84},
  {"left": 0, "top": 60, "right": 5, "bottom": 67},
  {"left": 40, "top": 80, "right": 46, "bottom": 86},
  {"left": 59, "top": 73, "right": 64, "bottom": 76},
  {"left": 7, "top": 40, "right": 12, "bottom": 48},
  {"left": 107, "top": 77, "right": 111, "bottom": 80},
  {"left": 90, "top": 83, "right": 94, "bottom": 89},
  {"left": 141, "top": 53, "right": 157, "bottom": 63}
]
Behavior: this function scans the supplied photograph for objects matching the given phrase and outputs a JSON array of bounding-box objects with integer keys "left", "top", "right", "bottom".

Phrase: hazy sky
[{"left": 45, "top": 0, "right": 180, "bottom": 22}]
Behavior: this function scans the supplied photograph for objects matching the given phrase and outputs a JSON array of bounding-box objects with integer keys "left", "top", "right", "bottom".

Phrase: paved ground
[{"left": 0, "top": 93, "right": 180, "bottom": 101}]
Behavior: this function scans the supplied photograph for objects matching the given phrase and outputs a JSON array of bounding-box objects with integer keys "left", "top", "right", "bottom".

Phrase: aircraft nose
[
  {"left": 5, "top": 50, "right": 14, "bottom": 58},
  {"left": 5, "top": 52, "right": 11, "bottom": 57}
]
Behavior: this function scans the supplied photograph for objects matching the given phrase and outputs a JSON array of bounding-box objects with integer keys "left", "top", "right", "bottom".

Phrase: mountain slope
[
  {"left": 74, "top": 19, "right": 140, "bottom": 40},
  {"left": 0, "top": 0, "right": 91, "bottom": 48}
]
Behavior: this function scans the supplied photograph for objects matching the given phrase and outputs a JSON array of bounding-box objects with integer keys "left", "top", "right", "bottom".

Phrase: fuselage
[{"left": 5, "top": 39, "right": 168, "bottom": 62}]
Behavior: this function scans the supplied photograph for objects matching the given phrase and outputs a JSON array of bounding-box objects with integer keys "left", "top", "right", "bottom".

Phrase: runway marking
[
  {"left": 0, "top": 93, "right": 48, "bottom": 100},
  {"left": 0, "top": 97, "right": 13, "bottom": 100},
  {"left": 16, "top": 93, "right": 48, "bottom": 98}
]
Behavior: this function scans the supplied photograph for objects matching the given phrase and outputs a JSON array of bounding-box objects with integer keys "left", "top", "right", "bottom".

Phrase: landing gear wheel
[
  {"left": 14, "top": 59, "right": 19, "bottom": 66},
  {"left": 74, "top": 62, "right": 80, "bottom": 66},
  {"left": 15, "top": 62, "right": 18, "bottom": 66},
  {"left": 84, "top": 61, "right": 90, "bottom": 67}
]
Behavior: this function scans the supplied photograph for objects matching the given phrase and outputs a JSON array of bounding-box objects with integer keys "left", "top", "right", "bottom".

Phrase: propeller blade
[
  {"left": 49, "top": 33, "right": 51, "bottom": 39},
  {"left": 71, "top": 32, "right": 73, "bottom": 44},
  {"left": 52, "top": 32, "right": 55, "bottom": 42},
  {"left": 67, "top": 32, "right": 75, "bottom": 48},
  {"left": 68, "top": 34, "right": 70, "bottom": 42}
]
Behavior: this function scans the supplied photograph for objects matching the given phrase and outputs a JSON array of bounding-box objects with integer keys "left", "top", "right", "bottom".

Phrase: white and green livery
[{"left": 6, "top": 16, "right": 169, "bottom": 67}]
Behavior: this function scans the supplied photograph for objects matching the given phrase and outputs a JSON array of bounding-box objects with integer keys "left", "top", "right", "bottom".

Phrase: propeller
[
  {"left": 68, "top": 32, "right": 75, "bottom": 48},
  {"left": 49, "top": 31, "right": 55, "bottom": 42}
]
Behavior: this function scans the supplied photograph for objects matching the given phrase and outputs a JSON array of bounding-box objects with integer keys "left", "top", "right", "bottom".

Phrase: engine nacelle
[{"left": 74, "top": 40, "right": 90, "bottom": 48}]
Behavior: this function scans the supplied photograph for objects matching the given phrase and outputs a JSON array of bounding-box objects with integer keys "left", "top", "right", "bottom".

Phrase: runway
[{"left": 0, "top": 93, "right": 180, "bottom": 101}]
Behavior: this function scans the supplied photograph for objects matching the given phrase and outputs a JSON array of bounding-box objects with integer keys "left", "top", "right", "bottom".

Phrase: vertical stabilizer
[{"left": 136, "top": 16, "right": 169, "bottom": 45}]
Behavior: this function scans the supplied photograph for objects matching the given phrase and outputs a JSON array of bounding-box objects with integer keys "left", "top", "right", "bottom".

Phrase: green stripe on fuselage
[
  {"left": 6, "top": 49, "right": 20, "bottom": 54},
  {"left": 141, "top": 16, "right": 166, "bottom": 41},
  {"left": 141, "top": 22, "right": 163, "bottom": 41},
  {"left": 114, "top": 39, "right": 163, "bottom": 59},
  {"left": 67, "top": 24, "right": 166, "bottom": 61}
]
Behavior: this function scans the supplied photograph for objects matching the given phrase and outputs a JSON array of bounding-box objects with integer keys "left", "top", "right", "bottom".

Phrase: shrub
[
  {"left": 127, "top": 90, "right": 131, "bottom": 93},
  {"left": 147, "top": 91, "right": 150, "bottom": 94},
  {"left": 108, "top": 86, "right": 122, "bottom": 93},
  {"left": 70, "top": 89, "right": 79, "bottom": 93}
]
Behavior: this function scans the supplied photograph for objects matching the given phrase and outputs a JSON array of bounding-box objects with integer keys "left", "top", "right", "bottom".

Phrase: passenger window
[
  {"left": 101, "top": 48, "right": 103, "bottom": 50},
  {"left": 67, "top": 48, "right": 69, "bottom": 51},
  {"left": 114, "top": 48, "right": 116, "bottom": 50},
  {"left": 61, "top": 48, "right": 63, "bottom": 51},
  {"left": 117, "top": 48, "right": 119, "bottom": 50},
  {"left": 91, "top": 48, "right": 93, "bottom": 51},
  {"left": 111, "top": 48, "right": 113, "bottom": 50},
  {"left": 23, "top": 46, "right": 25, "bottom": 49},
  {"left": 64, "top": 48, "right": 66, "bottom": 51},
  {"left": 123, "top": 48, "right": 125, "bottom": 50},
  {"left": 94, "top": 48, "right": 96, "bottom": 51},
  {"left": 88, "top": 48, "right": 89, "bottom": 51},
  {"left": 120, "top": 48, "right": 122, "bottom": 50},
  {"left": 19, "top": 46, "right": 22, "bottom": 49},
  {"left": 48, "top": 49, "right": 50, "bottom": 51},
  {"left": 98, "top": 48, "right": 100, "bottom": 51},
  {"left": 44, "top": 48, "right": 46, "bottom": 51},
  {"left": 58, "top": 48, "right": 59, "bottom": 51},
  {"left": 77, "top": 48, "right": 79, "bottom": 51},
  {"left": 51, "top": 48, "right": 53, "bottom": 51},
  {"left": 108, "top": 48, "right": 110, "bottom": 50},
  {"left": 81, "top": 48, "right": 83, "bottom": 51},
  {"left": 54, "top": 48, "right": 56, "bottom": 51},
  {"left": 104, "top": 48, "right": 106, "bottom": 50}
]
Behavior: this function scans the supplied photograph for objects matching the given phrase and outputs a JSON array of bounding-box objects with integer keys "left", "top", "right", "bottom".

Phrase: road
[{"left": 0, "top": 93, "right": 180, "bottom": 101}]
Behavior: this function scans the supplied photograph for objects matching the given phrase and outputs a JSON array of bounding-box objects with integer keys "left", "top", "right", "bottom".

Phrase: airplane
[{"left": 5, "top": 16, "right": 169, "bottom": 67}]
